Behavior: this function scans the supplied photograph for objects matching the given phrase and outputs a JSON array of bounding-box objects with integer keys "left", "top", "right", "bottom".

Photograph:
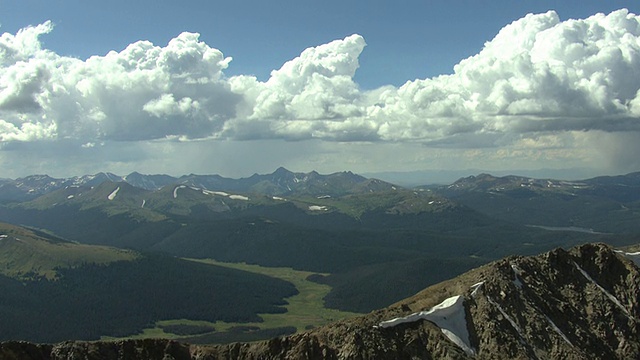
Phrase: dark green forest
[
  {"left": 0, "top": 255, "right": 297, "bottom": 343},
  {"left": 0, "top": 200, "right": 629, "bottom": 314}
]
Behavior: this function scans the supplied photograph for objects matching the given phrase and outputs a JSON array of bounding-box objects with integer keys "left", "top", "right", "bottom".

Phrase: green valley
[{"left": 113, "top": 259, "right": 361, "bottom": 344}]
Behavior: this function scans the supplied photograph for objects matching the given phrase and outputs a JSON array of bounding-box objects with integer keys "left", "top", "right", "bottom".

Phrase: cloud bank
[{"left": 1, "top": 9, "right": 640, "bottom": 176}]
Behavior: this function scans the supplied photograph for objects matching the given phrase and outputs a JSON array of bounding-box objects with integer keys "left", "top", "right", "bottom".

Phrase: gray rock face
[{"left": 2, "top": 243, "right": 639, "bottom": 359}]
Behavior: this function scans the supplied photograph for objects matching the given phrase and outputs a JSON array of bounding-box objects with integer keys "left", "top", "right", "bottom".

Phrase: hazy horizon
[{"left": 3, "top": 165, "right": 633, "bottom": 188}]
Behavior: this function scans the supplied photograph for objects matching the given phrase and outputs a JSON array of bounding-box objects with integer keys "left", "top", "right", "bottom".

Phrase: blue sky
[
  {"left": 5, "top": 0, "right": 638, "bottom": 87},
  {"left": 2, "top": 1, "right": 640, "bottom": 181}
]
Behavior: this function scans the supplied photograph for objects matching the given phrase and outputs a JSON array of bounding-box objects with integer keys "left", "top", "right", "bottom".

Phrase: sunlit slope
[{"left": 0, "top": 222, "right": 137, "bottom": 279}]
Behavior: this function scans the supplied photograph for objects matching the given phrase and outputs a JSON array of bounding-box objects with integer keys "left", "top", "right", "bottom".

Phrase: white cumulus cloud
[
  {"left": 0, "top": 23, "right": 239, "bottom": 142},
  {"left": 225, "top": 34, "right": 368, "bottom": 140},
  {"left": 368, "top": 9, "right": 640, "bottom": 144},
  {"left": 1, "top": 8, "right": 640, "bottom": 174}
]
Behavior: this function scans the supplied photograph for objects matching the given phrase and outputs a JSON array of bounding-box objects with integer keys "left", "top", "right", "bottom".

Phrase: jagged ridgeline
[{"left": 2, "top": 243, "right": 640, "bottom": 359}]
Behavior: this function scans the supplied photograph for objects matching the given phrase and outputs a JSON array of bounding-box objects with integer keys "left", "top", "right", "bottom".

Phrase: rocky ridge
[{"left": 2, "top": 243, "right": 639, "bottom": 359}]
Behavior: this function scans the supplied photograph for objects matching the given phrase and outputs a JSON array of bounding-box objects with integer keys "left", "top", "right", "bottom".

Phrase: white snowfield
[
  {"left": 173, "top": 185, "right": 187, "bottom": 198},
  {"left": 378, "top": 295, "right": 475, "bottom": 356},
  {"left": 229, "top": 195, "right": 249, "bottom": 201},
  {"left": 107, "top": 187, "right": 120, "bottom": 200},
  {"left": 308, "top": 205, "right": 328, "bottom": 211},
  {"left": 198, "top": 189, "right": 249, "bottom": 200},
  {"left": 202, "top": 190, "right": 229, "bottom": 196}
]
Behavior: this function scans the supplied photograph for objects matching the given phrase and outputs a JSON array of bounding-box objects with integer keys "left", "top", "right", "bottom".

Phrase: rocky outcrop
[
  {"left": 2, "top": 243, "right": 640, "bottom": 359},
  {"left": 0, "top": 340, "right": 191, "bottom": 360}
]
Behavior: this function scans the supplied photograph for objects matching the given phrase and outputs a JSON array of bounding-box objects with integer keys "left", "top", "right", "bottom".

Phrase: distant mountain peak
[
  {"left": 273, "top": 166, "right": 293, "bottom": 175},
  {"left": 124, "top": 171, "right": 142, "bottom": 178}
]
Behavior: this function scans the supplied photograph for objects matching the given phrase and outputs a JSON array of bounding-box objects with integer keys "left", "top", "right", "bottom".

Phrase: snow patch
[
  {"left": 173, "top": 185, "right": 187, "bottom": 198},
  {"left": 544, "top": 315, "right": 573, "bottom": 347},
  {"left": 470, "top": 281, "right": 484, "bottom": 298},
  {"left": 317, "top": 195, "right": 331, "bottom": 199},
  {"left": 272, "top": 196, "right": 286, "bottom": 201},
  {"left": 308, "top": 205, "right": 328, "bottom": 211},
  {"left": 141, "top": 199, "right": 146, "bottom": 208},
  {"left": 510, "top": 263, "right": 524, "bottom": 289},
  {"left": 487, "top": 295, "right": 528, "bottom": 346},
  {"left": 107, "top": 187, "right": 120, "bottom": 200},
  {"left": 210, "top": 191, "right": 229, "bottom": 196},
  {"left": 0, "top": 234, "right": 7, "bottom": 239},
  {"left": 616, "top": 250, "right": 640, "bottom": 267},
  {"left": 200, "top": 189, "right": 249, "bottom": 200},
  {"left": 573, "top": 261, "right": 632, "bottom": 318},
  {"left": 67, "top": 195, "right": 74, "bottom": 199},
  {"left": 229, "top": 195, "right": 249, "bottom": 201},
  {"left": 378, "top": 295, "right": 474, "bottom": 356}
]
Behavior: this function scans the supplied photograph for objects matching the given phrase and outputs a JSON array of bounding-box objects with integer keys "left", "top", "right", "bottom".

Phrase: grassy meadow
[{"left": 113, "top": 258, "right": 361, "bottom": 343}]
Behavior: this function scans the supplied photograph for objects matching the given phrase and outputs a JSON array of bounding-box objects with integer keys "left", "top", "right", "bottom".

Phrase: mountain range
[
  {"left": 0, "top": 168, "right": 639, "bottom": 356},
  {"left": 0, "top": 167, "right": 392, "bottom": 203}
]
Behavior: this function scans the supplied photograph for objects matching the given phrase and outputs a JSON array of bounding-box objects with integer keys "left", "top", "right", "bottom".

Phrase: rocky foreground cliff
[{"left": 2, "top": 243, "right": 639, "bottom": 359}]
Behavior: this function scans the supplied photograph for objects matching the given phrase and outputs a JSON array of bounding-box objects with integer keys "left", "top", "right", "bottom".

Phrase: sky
[{"left": 1, "top": 0, "right": 640, "bottom": 181}]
